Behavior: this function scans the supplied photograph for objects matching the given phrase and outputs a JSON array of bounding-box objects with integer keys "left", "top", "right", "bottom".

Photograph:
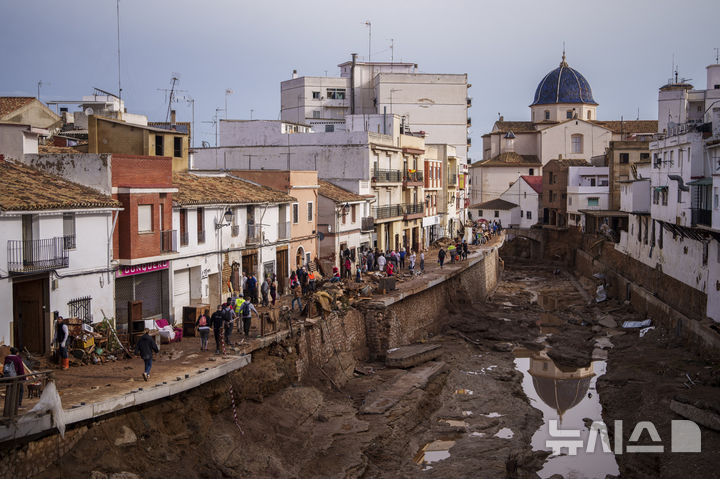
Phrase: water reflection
[{"left": 514, "top": 349, "right": 619, "bottom": 479}]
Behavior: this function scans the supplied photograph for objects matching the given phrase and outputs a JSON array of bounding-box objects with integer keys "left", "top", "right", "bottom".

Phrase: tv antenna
[
  {"left": 715, "top": 48, "right": 719, "bottom": 64},
  {"left": 116, "top": 0, "right": 122, "bottom": 100},
  {"left": 364, "top": 21, "right": 372, "bottom": 61},
  {"left": 37, "top": 80, "right": 51, "bottom": 101},
  {"left": 389, "top": 38, "right": 395, "bottom": 63}
]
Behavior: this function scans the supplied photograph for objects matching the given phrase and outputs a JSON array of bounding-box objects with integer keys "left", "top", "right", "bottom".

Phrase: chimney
[
  {"left": 292, "top": 69, "right": 298, "bottom": 79},
  {"left": 351, "top": 53, "right": 357, "bottom": 114},
  {"left": 499, "top": 115, "right": 504, "bottom": 122},
  {"left": 170, "top": 110, "right": 176, "bottom": 127}
]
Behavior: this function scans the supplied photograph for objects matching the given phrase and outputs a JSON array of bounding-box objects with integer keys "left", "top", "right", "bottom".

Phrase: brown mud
[{"left": 33, "top": 262, "right": 720, "bottom": 479}]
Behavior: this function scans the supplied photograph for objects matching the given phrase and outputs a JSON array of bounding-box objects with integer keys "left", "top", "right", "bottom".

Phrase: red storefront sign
[{"left": 116, "top": 260, "right": 169, "bottom": 278}]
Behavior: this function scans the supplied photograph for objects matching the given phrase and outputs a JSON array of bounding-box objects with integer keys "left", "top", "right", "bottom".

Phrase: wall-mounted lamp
[{"left": 215, "top": 208, "right": 234, "bottom": 229}]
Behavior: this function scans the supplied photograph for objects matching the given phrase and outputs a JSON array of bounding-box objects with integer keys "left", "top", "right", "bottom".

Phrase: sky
[{"left": 2, "top": 0, "right": 719, "bottom": 159}]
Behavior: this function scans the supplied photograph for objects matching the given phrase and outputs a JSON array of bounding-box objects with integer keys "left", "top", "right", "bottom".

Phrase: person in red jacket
[{"left": 386, "top": 261, "right": 394, "bottom": 276}]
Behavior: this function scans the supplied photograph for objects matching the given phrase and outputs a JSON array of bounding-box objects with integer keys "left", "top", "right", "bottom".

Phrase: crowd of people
[{"left": 471, "top": 219, "right": 503, "bottom": 245}]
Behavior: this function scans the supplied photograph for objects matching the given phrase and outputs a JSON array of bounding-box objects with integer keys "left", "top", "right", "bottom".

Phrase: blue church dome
[{"left": 531, "top": 54, "right": 597, "bottom": 106}]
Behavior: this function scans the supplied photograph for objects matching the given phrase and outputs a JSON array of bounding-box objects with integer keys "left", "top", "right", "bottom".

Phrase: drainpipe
[{"left": 351, "top": 53, "right": 357, "bottom": 115}]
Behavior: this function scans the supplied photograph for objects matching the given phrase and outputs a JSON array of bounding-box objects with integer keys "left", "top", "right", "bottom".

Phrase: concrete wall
[{"left": 23, "top": 153, "right": 113, "bottom": 195}]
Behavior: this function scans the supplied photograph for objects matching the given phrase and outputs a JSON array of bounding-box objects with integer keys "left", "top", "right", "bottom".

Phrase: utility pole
[
  {"left": 389, "top": 38, "right": 394, "bottom": 63},
  {"left": 37, "top": 81, "right": 50, "bottom": 101},
  {"left": 225, "top": 89, "right": 233, "bottom": 119},
  {"left": 250, "top": 109, "right": 254, "bottom": 120}
]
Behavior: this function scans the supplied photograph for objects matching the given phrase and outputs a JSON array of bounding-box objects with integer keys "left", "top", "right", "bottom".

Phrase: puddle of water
[
  {"left": 455, "top": 389, "right": 474, "bottom": 395},
  {"left": 514, "top": 353, "right": 619, "bottom": 479},
  {"left": 494, "top": 427, "right": 514, "bottom": 439},
  {"left": 483, "top": 412, "right": 503, "bottom": 418},
  {"left": 414, "top": 439, "right": 455, "bottom": 466}
]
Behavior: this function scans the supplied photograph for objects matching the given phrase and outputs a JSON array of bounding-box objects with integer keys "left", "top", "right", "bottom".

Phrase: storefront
[
  {"left": 423, "top": 215, "right": 441, "bottom": 247},
  {"left": 115, "top": 260, "right": 170, "bottom": 328}
]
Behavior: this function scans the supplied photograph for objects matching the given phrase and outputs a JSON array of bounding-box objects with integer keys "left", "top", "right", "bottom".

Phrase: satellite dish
[
  {"left": 317, "top": 232, "right": 325, "bottom": 241},
  {"left": 84, "top": 107, "right": 94, "bottom": 116}
]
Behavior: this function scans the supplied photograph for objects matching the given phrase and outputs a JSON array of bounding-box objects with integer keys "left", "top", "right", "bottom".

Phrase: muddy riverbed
[{"left": 37, "top": 263, "right": 720, "bottom": 478}]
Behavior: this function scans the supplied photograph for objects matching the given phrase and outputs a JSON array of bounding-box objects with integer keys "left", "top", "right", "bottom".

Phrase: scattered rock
[
  {"left": 598, "top": 317, "right": 617, "bottom": 329},
  {"left": 493, "top": 342, "right": 514, "bottom": 352},
  {"left": 114, "top": 425, "right": 137, "bottom": 446}
]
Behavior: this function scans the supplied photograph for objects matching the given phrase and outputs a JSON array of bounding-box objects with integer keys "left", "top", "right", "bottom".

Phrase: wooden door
[
  {"left": 13, "top": 278, "right": 45, "bottom": 353},
  {"left": 276, "top": 250, "right": 287, "bottom": 293}
]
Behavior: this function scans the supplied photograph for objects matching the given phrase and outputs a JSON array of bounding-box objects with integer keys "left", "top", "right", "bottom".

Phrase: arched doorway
[{"left": 295, "top": 246, "right": 305, "bottom": 270}]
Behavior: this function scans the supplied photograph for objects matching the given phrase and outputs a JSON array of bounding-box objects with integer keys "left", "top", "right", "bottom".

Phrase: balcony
[
  {"left": 63, "top": 234, "right": 76, "bottom": 250},
  {"left": 447, "top": 174, "right": 457, "bottom": 187},
  {"left": 161, "top": 230, "right": 178, "bottom": 252},
  {"left": 372, "top": 205, "right": 403, "bottom": 220},
  {"left": 372, "top": 168, "right": 402, "bottom": 183},
  {"left": 197, "top": 230, "right": 206, "bottom": 244},
  {"left": 361, "top": 216, "right": 375, "bottom": 232},
  {"left": 180, "top": 231, "right": 189, "bottom": 246},
  {"left": 278, "top": 221, "right": 290, "bottom": 240},
  {"left": 403, "top": 203, "right": 424, "bottom": 219},
  {"left": 403, "top": 170, "right": 423, "bottom": 187},
  {"left": 691, "top": 208, "right": 712, "bottom": 227},
  {"left": 247, "top": 224, "right": 262, "bottom": 244},
  {"left": 7, "top": 237, "right": 69, "bottom": 274}
]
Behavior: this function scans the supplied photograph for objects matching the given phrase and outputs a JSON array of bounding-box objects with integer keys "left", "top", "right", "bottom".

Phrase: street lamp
[{"left": 215, "top": 208, "right": 234, "bottom": 229}]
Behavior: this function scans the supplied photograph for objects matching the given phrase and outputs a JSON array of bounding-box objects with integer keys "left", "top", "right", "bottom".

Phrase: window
[
  {"left": 529, "top": 168, "right": 534, "bottom": 175},
  {"left": 180, "top": 209, "right": 188, "bottom": 245},
  {"left": 661, "top": 189, "right": 668, "bottom": 206},
  {"left": 63, "top": 213, "right": 76, "bottom": 249},
  {"left": 312, "top": 91, "right": 320, "bottom": 99},
  {"left": 292, "top": 203, "right": 299, "bottom": 224},
  {"left": 197, "top": 208, "right": 205, "bottom": 243},
  {"left": 567, "top": 110, "right": 573, "bottom": 119},
  {"left": 520, "top": 210, "right": 524, "bottom": 218},
  {"left": 600, "top": 178, "right": 609, "bottom": 187},
  {"left": 494, "top": 210, "right": 500, "bottom": 218},
  {"left": 155, "top": 135, "right": 164, "bottom": 156},
  {"left": 138, "top": 205, "right": 153, "bottom": 232},
  {"left": 342, "top": 208, "right": 347, "bottom": 224},
  {"left": 587, "top": 111, "right": 591, "bottom": 120},
  {"left": 544, "top": 110, "right": 550, "bottom": 120},
  {"left": 640, "top": 153, "right": 650, "bottom": 161},
  {"left": 653, "top": 189, "right": 660, "bottom": 205},
  {"left": 569, "top": 196, "right": 572, "bottom": 205},
  {"left": 524, "top": 192, "right": 527, "bottom": 199},
  {"left": 351, "top": 204, "right": 357, "bottom": 223},
  {"left": 326, "top": 88, "right": 346, "bottom": 100},
  {"left": 312, "top": 110, "right": 320, "bottom": 119},
  {"left": 587, "top": 197, "right": 599, "bottom": 207},
  {"left": 173, "top": 137, "right": 182, "bottom": 158},
  {"left": 571, "top": 134, "right": 583, "bottom": 154},
  {"left": 67, "top": 296, "right": 92, "bottom": 323},
  {"left": 619, "top": 153, "right": 629, "bottom": 164},
  {"left": 653, "top": 153, "right": 661, "bottom": 168},
  {"left": 307, "top": 201, "right": 313, "bottom": 222},
  {"left": 478, "top": 210, "right": 483, "bottom": 217},
  {"left": 714, "top": 187, "right": 719, "bottom": 209},
  {"left": 325, "top": 124, "right": 334, "bottom": 132},
  {"left": 159, "top": 203, "right": 164, "bottom": 231},
  {"left": 526, "top": 211, "right": 532, "bottom": 219}
]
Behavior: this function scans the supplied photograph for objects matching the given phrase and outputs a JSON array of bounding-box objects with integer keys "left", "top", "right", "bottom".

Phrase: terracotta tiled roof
[
  {"left": 491, "top": 121, "right": 537, "bottom": 133},
  {"left": 0, "top": 97, "right": 35, "bottom": 118},
  {"left": 318, "top": 180, "right": 366, "bottom": 204},
  {"left": 172, "top": 172, "right": 296, "bottom": 206},
  {"left": 592, "top": 120, "right": 658, "bottom": 134},
  {"left": 477, "top": 152, "right": 541, "bottom": 167},
  {"left": 38, "top": 143, "right": 86, "bottom": 154},
  {"left": 544, "top": 158, "right": 589, "bottom": 169},
  {"left": 0, "top": 159, "right": 120, "bottom": 211},
  {"left": 470, "top": 198, "right": 518, "bottom": 210},
  {"left": 521, "top": 175, "right": 543, "bottom": 193}
]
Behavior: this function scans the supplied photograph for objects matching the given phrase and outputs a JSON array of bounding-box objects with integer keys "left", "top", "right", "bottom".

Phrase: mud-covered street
[{"left": 38, "top": 261, "right": 720, "bottom": 479}]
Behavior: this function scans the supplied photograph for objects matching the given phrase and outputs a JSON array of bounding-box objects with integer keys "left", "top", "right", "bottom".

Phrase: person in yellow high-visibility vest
[{"left": 234, "top": 296, "right": 246, "bottom": 316}]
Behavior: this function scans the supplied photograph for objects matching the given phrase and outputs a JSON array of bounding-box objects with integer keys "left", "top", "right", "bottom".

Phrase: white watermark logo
[{"left": 546, "top": 419, "right": 701, "bottom": 455}]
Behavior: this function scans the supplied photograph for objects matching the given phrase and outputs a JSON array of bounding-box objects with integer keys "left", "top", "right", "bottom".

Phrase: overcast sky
[{"left": 2, "top": 0, "right": 719, "bottom": 157}]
